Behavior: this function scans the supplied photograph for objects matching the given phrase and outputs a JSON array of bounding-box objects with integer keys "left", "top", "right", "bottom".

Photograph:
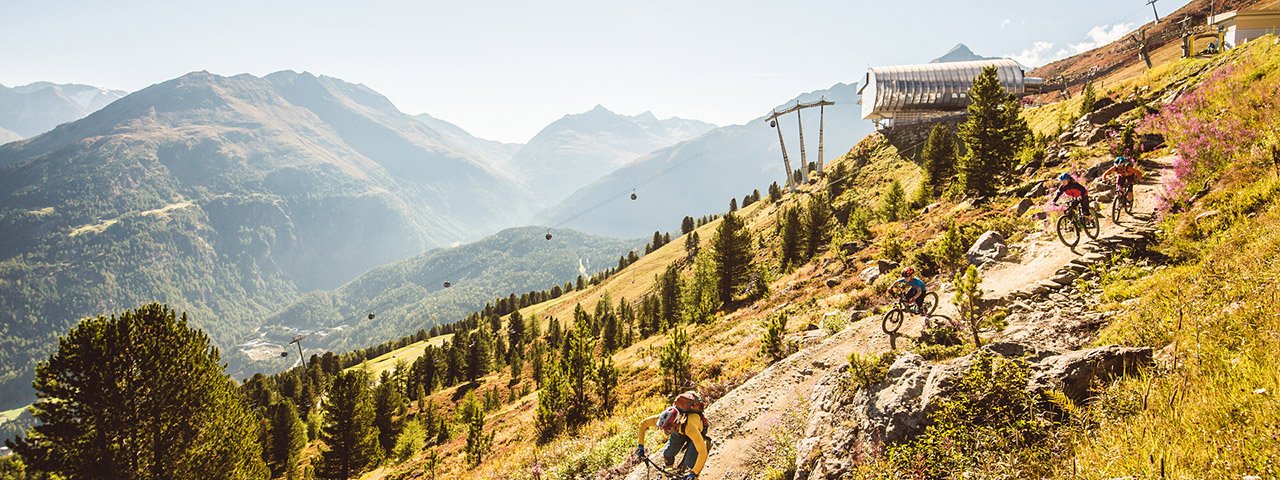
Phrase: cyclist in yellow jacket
[{"left": 635, "top": 392, "right": 708, "bottom": 479}]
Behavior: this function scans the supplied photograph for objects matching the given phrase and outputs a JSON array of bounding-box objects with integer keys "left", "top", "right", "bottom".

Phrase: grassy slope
[
  {"left": 356, "top": 140, "right": 929, "bottom": 480},
  {"left": 1055, "top": 38, "right": 1280, "bottom": 478}
]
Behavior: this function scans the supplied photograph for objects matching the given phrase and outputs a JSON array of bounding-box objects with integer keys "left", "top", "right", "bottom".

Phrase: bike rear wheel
[
  {"left": 1083, "top": 211, "right": 1101, "bottom": 239},
  {"left": 882, "top": 309, "right": 904, "bottom": 334},
  {"left": 1056, "top": 214, "right": 1080, "bottom": 247},
  {"left": 1111, "top": 197, "right": 1124, "bottom": 223}
]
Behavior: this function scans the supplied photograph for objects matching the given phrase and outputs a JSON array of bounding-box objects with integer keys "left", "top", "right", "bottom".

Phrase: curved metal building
[{"left": 859, "top": 58, "right": 1043, "bottom": 124}]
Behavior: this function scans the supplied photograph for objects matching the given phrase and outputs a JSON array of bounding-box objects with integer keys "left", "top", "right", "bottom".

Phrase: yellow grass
[{"left": 345, "top": 333, "right": 454, "bottom": 378}]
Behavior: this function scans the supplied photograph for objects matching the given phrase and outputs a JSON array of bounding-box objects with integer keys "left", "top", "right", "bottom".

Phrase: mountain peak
[{"left": 931, "top": 43, "right": 992, "bottom": 63}]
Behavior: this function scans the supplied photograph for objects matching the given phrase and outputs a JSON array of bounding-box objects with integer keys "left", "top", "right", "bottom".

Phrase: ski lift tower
[{"left": 766, "top": 97, "right": 836, "bottom": 191}]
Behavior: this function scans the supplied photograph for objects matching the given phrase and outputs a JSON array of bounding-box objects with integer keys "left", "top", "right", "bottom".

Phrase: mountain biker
[
  {"left": 1101, "top": 156, "right": 1143, "bottom": 204},
  {"left": 1052, "top": 172, "right": 1092, "bottom": 219},
  {"left": 893, "top": 268, "right": 927, "bottom": 313},
  {"left": 636, "top": 391, "right": 709, "bottom": 479}
]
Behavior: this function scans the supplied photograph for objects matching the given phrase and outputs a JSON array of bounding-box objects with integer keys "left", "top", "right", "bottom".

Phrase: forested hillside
[{"left": 0, "top": 70, "right": 537, "bottom": 409}]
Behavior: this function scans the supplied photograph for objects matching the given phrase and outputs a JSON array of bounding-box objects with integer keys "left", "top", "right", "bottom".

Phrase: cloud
[
  {"left": 1065, "top": 23, "right": 1137, "bottom": 55},
  {"left": 1005, "top": 22, "right": 1138, "bottom": 68},
  {"left": 1009, "top": 41, "right": 1057, "bottom": 67},
  {"left": 1000, "top": 18, "right": 1011, "bottom": 28}
]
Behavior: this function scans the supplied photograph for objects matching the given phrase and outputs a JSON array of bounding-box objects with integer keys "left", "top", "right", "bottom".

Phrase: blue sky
[{"left": 2, "top": 0, "right": 1191, "bottom": 143}]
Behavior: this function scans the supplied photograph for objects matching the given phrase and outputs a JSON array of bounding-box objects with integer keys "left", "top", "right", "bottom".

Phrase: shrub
[
  {"left": 845, "top": 352, "right": 897, "bottom": 393},
  {"left": 758, "top": 313, "right": 789, "bottom": 363},
  {"left": 660, "top": 328, "right": 693, "bottom": 394}
]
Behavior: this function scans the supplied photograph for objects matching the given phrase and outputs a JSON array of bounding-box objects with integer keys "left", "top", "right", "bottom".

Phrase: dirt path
[{"left": 622, "top": 157, "right": 1172, "bottom": 480}]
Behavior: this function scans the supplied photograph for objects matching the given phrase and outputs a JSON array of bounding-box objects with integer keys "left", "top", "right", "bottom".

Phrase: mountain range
[
  {"left": 533, "top": 82, "right": 873, "bottom": 238},
  {"left": 0, "top": 82, "right": 127, "bottom": 139},
  {"left": 0, "top": 70, "right": 541, "bottom": 408},
  {"left": 507, "top": 106, "right": 715, "bottom": 204}
]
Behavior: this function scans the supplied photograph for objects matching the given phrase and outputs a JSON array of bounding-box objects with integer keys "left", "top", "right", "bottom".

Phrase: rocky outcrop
[
  {"left": 858, "top": 259, "right": 898, "bottom": 284},
  {"left": 794, "top": 343, "right": 1152, "bottom": 480},
  {"left": 966, "top": 230, "right": 1008, "bottom": 266}
]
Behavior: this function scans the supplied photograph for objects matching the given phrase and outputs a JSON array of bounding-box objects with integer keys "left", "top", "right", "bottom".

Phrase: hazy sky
[{"left": 2, "top": 0, "right": 1191, "bottom": 143}]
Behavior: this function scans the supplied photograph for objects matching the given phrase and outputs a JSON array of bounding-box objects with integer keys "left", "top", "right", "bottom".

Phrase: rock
[
  {"left": 1028, "top": 346, "right": 1154, "bottom": 403},
  {"left": 1139, "top": 133, "right": 1165, "bottom": 151},
  {"left": 1023, "top": 181, "right": 1047, "bottom": 198},
  {"left": 825, "top": 276, "right": 843, "bottom": 288},
  {"left": 1085, "top": 99, "right": 1137, "bottom": 125},
  {"left": 858, "top": 265, "right": 882, "bottom": 285},
  {"left": 840, "top": 241, "right": 864, "bottom": 255},
  {"left": 923, "top": 202, "right": 942, "bottom": 213},
  {"left": 965, "top": 230, "right": 1008, "bottom": 266},
  {"left": 877, "top": 259, "right": 899, "bottom": 272},
  {"left": 1095, "top": 190, "right": 1113, "bottom": 204},
  {"left": 795, "top": 344, "right": 1151, "bottom": 479},
  {"left": 1032, "top": 211, "right": 1048, "bottom": 220},
  {"left": 1012, "top": 198, "right": 1034, "bottom": 216}
]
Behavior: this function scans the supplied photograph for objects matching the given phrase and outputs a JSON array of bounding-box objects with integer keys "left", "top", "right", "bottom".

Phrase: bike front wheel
[
  {"left": 882, "top": 309, "right": 904, "bottom": 334},
  {"left": 921, "top": 292, "right": 939, "bottom": 317},
  {"left": 1056, "top": 214, "right": 1081, "bottom": 247}
]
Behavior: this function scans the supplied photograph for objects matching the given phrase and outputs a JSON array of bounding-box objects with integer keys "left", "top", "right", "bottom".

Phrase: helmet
[
  {"left": 1057, "top": 172, "right": 1072, "bottom": 181},
  {"left": 1114, "top": 156, "right": 1127, "bottom": 166},
  {"left": 657, "top": 406, "right": 680, "bottom": 434},
  {"left": 901, "top": 267, "right": 916, "bottom": 277}
]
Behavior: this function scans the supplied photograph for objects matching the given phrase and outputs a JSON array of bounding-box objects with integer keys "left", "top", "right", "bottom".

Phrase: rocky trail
[{"left": 622, "top": 156, "right": 1172, "bottom": 480}]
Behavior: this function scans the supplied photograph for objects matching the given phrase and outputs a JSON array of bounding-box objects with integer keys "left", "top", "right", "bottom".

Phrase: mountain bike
[
  {"left": 1055, "top": 199, "right": 1100, "bottom": 247},
  {"left": 640, "top": 454, "right": 685, "bottom": 479},
  {"left": 1111, "top": 180, "right": 1135, "bottom": 223},
  {"left": 881, "top": 286, "right": 939, "bottom": 334}
]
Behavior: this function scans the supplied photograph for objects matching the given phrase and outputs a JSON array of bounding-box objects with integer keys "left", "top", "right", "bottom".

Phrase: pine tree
[
  {"left": 779, "top": 206, "right": 804, "bottom": 269},
  {"left": 561, "top": 330, "right": 594, "bottom": 427},
  {"left": 921, "top": 124, "right": 958, "bottom": 193},
  {"left": 879, "top": 180, "right": 907, "bottom": 221},
  {"left": 804, "top": 192, "right": 834, "bottom": 257},
  {"left": 1078, "top": 81, "right": 1097, "bottom": 119},
  {"left": 711, "top": 212, "right": 753, "bottom": 304},
  {"left": 596, "top": 357, "right": 619, "bottom": 415},
  {"left": 373, "top": 370, "right": 406, "bottom": 455},
  {"left": 9, "top": 304, "right": 268, "bottom": 480},
  {"left": 266, "top": 399, "right": 307, "bottom": 479},
  {"left": 659, "top": 328, "right": 693, "bottom": 395},
  {"left": 318, "top": 370, "right": 380, "bottom": 480},
  {"left": 957, "top": 66, "right": 1031, "bottom": 197},
  {"left": 506, "top": 311, "right": 525, "bottom": 362},
  {"left": 459, "top": 393, "right": 492, "bottom": 467},
  {"left": 758, "top": 313, "right": 789, "bottom": 364},
  {"left": 681, "top": 216, "right": 696, "bottom": 234},
  {"left": 535, "top": 361, "right": 568, "bottom": 442},
  {"left": 954, "top": 265, "right": 985, "bottom": 347},
  {"left": 466, "top": 327, "right": 492, "bottom": 385},
  {"left": 682, "top": 251, "right": 722, "bottom": 323},
  {"left": 768, "top": 181, "right": 783, "bottom": 202},
  {"left": 729, "top": 197, "right": 738, "bottom": 212}
]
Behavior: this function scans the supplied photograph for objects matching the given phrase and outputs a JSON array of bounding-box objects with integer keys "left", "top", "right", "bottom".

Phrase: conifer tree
[
  {"left": 266, "top": 399, "right": 307, "bottom": 479},
  {"left": 561, "top": 330, "right": 594, "bottom": 427},
  {"left": 681, "top": 216, "right": 696, "bottom": 234},
  {"left": 768, "top": 181, "right": 783, "bottom": 202},
  {"left": 459, "top": 393, "right": 492, "bottom": 467},
  {"left": 729, "top": 197, "right": 738, "bottom": 212},
  {"left": 779, "top": 206, "right": 804, "bottom": 269},
  {"left": 711, "top": 212, "right": 753, "bottom": 304},
  {"left": 804, "top": 192, "right": 834, "bottom": 257},
  {"left": 596, "top": 357, "right": 619, "bottom": 415},
  {"left": 921, "top": 124, "right": 959, "bottom": 193},
  {"left": 659, "top": 328, "right": 693, "bottom": 395},
  {"left": 9, "top": 304, "right": 268, "bottom": 480},
  {"left": 535, "top": 360, "right": 568, "bottom": 442},
  {"left": 682, "top": 252, "right": 722, "bottom": 323},
  {"left": 318, "top": 370, "right": 380, "bottom": 479},
  {"left": 879, "top": 180, "right": 907, "bottom": 222},
  {"left": 506, "top": 311, "right": 525, "bottom": 362},
  {"left": 373, "top": 370, "right": 406, "bottom": 455},
  {"left": 957, "top": 66, "right": 1031, "bottom": 197},
  {"left": 466, "top": 327, "right": 492, "bottom": 385}
]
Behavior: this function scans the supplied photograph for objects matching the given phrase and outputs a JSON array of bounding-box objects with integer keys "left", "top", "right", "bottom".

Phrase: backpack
[{"left": 674, "top": 391, "right": 706, "bottom": 414}]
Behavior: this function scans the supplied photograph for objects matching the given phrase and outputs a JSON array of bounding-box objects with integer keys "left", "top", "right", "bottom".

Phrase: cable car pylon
[{"left": 766, "top": 97, "right": 835, "bottom": 190}]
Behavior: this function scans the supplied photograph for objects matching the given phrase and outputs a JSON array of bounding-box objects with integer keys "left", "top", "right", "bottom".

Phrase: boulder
[
  {"left": 793, "top": 343, "right": 1151, "bottom": 479},
  {"left": 858, "top": 265, "right": 882, "bottom": 285},
  {"left": 1023, "top": 181, "right": 1047, "bottom": 198},
  {"left": 840, "top": 241, "right": 864, "bottom": 255},
  {"left": 825, "top": 276, "right": 844, "bottom": 288},
  {"left": 1028, "top": 346, "right": 1154, "bottom": 403},
  {"left": 965, "top": 230, "right": 1008, "bottom": 266},
  {"left": 1012, "top": 198, "right": 1034, "bottom": 216}
]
